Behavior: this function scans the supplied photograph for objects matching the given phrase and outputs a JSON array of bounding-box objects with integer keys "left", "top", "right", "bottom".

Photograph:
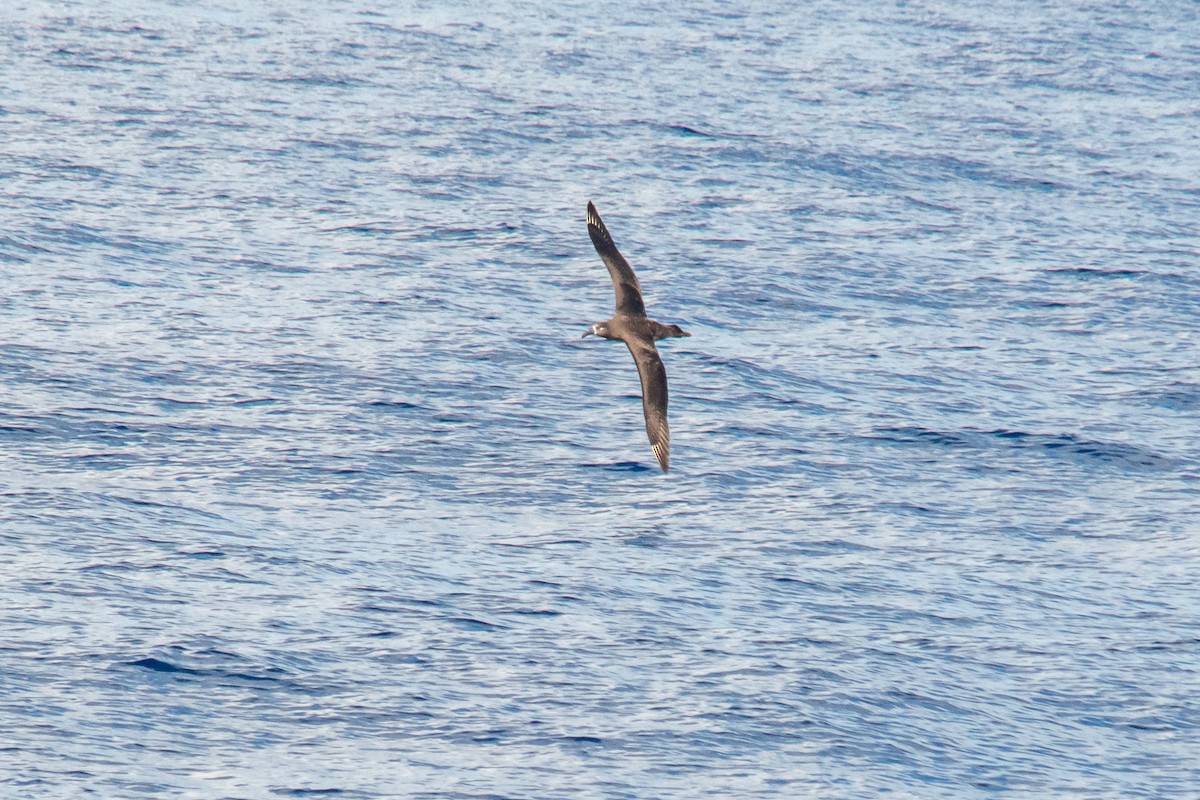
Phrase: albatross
[{"left": 581, "top": 201, "right": 690, "bottom": 473}]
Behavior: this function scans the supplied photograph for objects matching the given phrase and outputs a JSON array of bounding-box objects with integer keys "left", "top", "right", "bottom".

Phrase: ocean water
[{"left": 3, "top": 1, "right": 1199, "bottom": 797}]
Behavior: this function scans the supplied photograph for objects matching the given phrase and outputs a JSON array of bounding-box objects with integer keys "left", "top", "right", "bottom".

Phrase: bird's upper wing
[
  {"left": 625, "top": 337, "right": 670, "bottom": 472},
  {"left": 587, "top": 201, "right": 646, "bottom": 317}
]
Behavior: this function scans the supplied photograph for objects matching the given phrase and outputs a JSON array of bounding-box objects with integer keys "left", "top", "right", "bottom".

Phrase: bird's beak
[
  {"left": 581, "top": 330, "right": 594, "bottom": 338},
  {"left": 682, "top": 331, "right": 692, "bottom": 337}
]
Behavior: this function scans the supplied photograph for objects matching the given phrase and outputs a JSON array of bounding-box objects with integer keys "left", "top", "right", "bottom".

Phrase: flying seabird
[{"left": 581, "top": 201, "right": 690, "bottom": 473}]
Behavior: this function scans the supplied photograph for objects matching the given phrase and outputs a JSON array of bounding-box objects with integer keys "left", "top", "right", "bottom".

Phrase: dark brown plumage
[{"left": 581, "top": 201, "right": 690, "bottom": 472}]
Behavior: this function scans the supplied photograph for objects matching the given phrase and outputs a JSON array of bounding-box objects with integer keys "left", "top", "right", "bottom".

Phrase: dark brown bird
[{"left": 581, "top": 201, "right": 690, "bottom": 472}]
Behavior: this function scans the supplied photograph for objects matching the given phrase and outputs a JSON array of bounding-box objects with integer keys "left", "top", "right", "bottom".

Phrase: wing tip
[{"left": 652, "top": 442, "right": 669, "bottom": 473}]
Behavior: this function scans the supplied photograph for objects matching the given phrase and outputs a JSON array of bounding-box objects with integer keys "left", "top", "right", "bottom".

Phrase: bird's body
[{"left": 581, "top": 201, "right": 689, "bottom": 473}]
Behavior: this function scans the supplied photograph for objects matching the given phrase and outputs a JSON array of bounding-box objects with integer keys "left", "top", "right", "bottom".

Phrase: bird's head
[{"left": 582, "top": 322, "right": 610, "bottom": 339}]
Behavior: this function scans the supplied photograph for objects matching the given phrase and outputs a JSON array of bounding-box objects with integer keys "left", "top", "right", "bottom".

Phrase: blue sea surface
[{"left": 3, "top": 1, "right": 1199, "bottom": 797}]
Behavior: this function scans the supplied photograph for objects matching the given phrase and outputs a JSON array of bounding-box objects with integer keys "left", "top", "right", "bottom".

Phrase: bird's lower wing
[{"left": 626, "top": 338, "right": 670, "bottom": 472}]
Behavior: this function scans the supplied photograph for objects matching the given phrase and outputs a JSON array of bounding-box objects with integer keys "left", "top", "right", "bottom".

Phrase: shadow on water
[
  {"left": 123, "top": 648, "right": 296, "bottom": 688},
  {"left": 580, "top": 460, "right": 657, "bottom": 473},
  {"left": 868, "top": 426, "right": 1179, "bottom": 471}
]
